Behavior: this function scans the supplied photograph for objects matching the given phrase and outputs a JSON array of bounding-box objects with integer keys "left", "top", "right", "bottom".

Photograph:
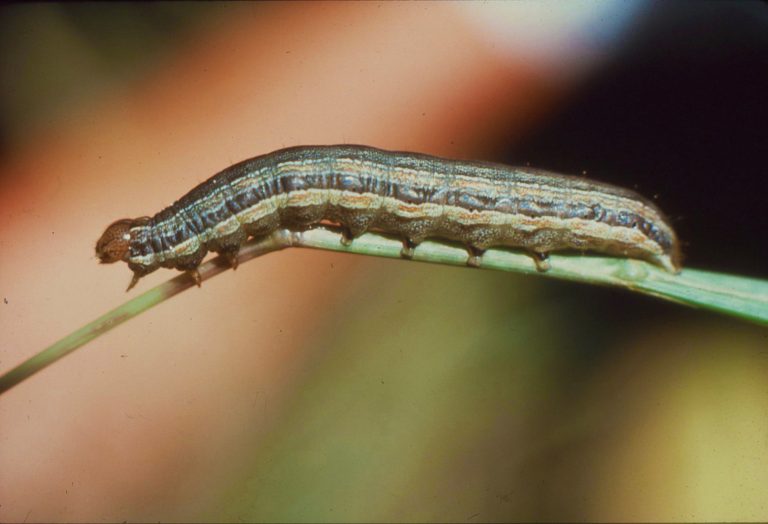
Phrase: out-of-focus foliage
[
  {"left": 209, "top": 262, "right": 768, "bottom": 522},
  {"left": 0, "top": 3, "right": 226, "bottom": 150}
]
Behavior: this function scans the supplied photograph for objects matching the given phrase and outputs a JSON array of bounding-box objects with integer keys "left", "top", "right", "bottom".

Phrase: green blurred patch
[
  {"left": 202, "top": 261, "right": 767, "bottom": 522},
  {"left": 0, "top": 3, "right": 231, "bottom": 148},
  {"left": 208, "top": 264, "right": 598, "bottom": 522}
]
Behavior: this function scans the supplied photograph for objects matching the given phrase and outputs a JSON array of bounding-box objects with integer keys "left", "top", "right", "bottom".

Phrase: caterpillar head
[{"left": 95, "top": 219, "right": 135, "bottom": 264}]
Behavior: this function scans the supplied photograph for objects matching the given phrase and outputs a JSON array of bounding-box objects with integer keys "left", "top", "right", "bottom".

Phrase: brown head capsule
[{"left": 95, "top": 219, "right": 134, "bottom": 264}]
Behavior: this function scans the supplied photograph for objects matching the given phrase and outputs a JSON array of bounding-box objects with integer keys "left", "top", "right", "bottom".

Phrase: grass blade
[{"left": 1, "top": 226, "right": 765, "bottom": 395}]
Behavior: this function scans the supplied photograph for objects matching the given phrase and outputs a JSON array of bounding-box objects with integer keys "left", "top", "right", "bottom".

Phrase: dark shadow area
[{"left": 512, "top": 1, "right": 768, "bottom": 278}]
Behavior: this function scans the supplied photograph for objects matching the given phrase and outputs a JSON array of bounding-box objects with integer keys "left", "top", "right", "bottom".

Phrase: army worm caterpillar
[{"left": 96, "top": 145, "right": 681, "bottom": 289}]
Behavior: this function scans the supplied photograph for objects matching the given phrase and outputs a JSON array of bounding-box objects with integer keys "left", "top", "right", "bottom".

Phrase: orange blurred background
[{"left": 1, "top": 3, "right": 766, "bottom": 522}]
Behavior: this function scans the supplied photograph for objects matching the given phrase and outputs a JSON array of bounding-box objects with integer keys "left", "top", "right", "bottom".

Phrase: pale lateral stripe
[
  {"left": 233, "top": 155, "right": 664, "bottom": 225},
  {"left": 218, "top": 155, "right": 662, "bottom": 230},
  {"left": 130, "top": 188, "right": 665, "bottom": 268}
]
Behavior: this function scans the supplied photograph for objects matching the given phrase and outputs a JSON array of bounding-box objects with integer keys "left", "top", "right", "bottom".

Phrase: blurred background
[{"left": 0, "top": 2, "right": 767, "bottom": 522}]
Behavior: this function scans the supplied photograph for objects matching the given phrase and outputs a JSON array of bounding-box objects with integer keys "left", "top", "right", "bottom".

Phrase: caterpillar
[{"left": 96, "top": 144, "right": 682, "bottom": 290}]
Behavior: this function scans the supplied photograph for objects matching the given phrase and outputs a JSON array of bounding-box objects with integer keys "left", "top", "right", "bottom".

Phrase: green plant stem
[{"left": 1, "top": 226, "right": 766, "bottom": 395}]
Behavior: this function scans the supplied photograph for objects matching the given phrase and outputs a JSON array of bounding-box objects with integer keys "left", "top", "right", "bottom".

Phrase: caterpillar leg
[
  {"left": 338, "top": 218, "right": 374, "bottom": 247},
  {"left": 465, "top": 245, "right": 486, "bottom": 268},
  {"left": 126, "top": 272, "right": 142, "bottom": 292},
  {"left": 218, "top": 246, "right": 240, "bottom": 269},
  {"left": 400, "top": 237, "right": 419, "bottom": 259},
  {"left": 187, "top": 269, "right": 202, "bottom": 287},
  {"left": 530, "top": 251, "right": 551, "bottom": 272},
  {"left": 224, "top": 252, "right": 239, "bottom": 270},
  {"left": 339, "top": 226, "right": 354, "bottom": 247}
]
